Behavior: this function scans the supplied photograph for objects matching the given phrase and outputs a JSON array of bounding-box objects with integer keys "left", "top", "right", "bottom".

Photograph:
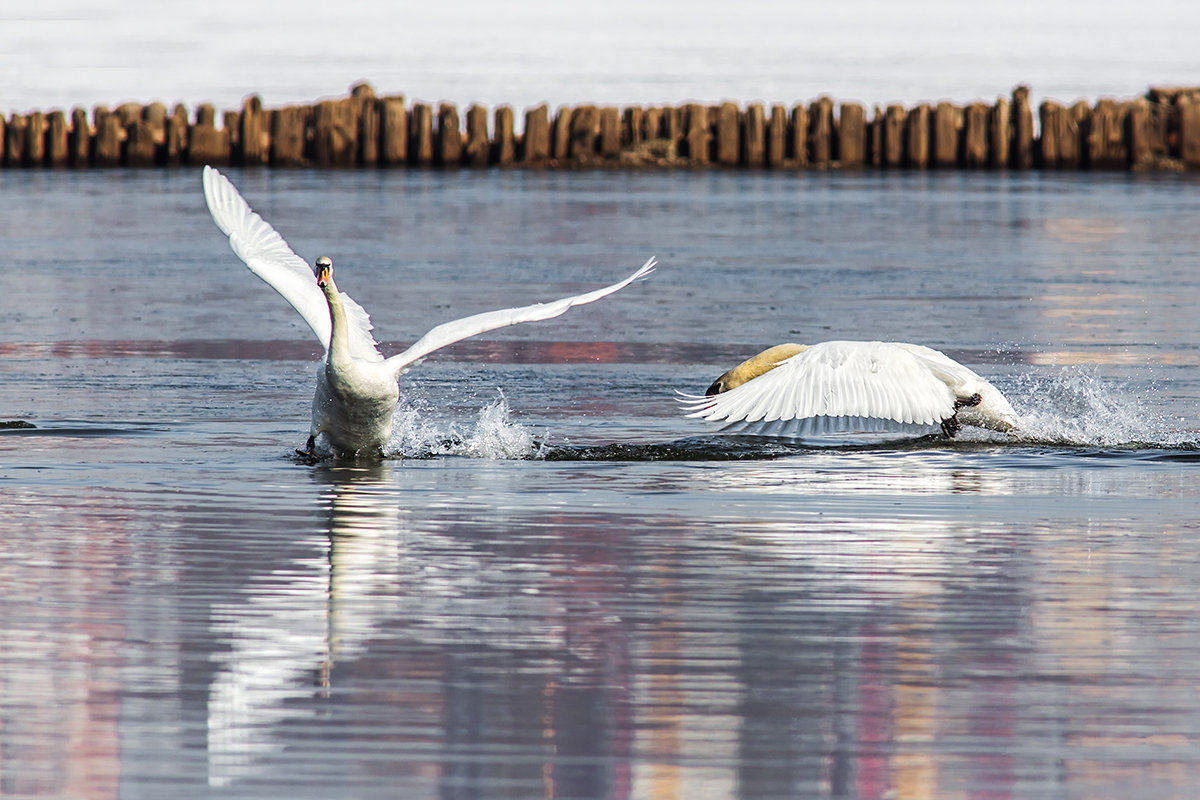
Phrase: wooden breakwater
[{"left": 3, "top": 83, "right": 1200, "bottom": 172}]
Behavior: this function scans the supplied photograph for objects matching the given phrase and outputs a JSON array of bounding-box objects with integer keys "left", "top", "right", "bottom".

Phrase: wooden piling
[
  {"left": 1087, "top": 98, "right": 1127, "bottom": 169},
  {"left": 522, "top": 104, "right": 549, "bottom": 163},
  {"left": 380, "top": 96, "right": 407, "bottom": 166},
  {"left": 270, "top": 105, "right": 308, "bottom": 167},
  {"left": 837, "top": 103, "right": 865, "bottom": 167},
  {"left": 409, "top": 103, "right": 433, "bottom": 166},
  {"left": 312, "top": 98, "right": 359, "bottom": 167},
  {"left": 989, "top": 96, "right": 1010, "bottom": 168},
  {"left": 45, "top": 110, "right": 68, "bottom": 166},
  {"left": 963, "top": 102, "right": 989, "bottom": 167},
  {"left": 436, "top": 103, "right": 462, "bottom": 166},
  {"left": 808, "top": 97, "right": 833, "bottom": 166},
  {"left": 464, "top": 104, "right": 490, "bottom": 166},
  {"left": 493, "top": 106, "right": 515, "bottom": 165},
  {"left": 932, "top": 102, "right": 961, "bottom": 167},
  {"left": 599, "top": 107, "right": 621, "bottom": 158},
  {"left": 641, "top": 107, "right": 663, "bottom": 142},
  {"left": 905, "top": 104, "right": 930, "bottom": 168},
  {"left": 551, "top": 106, "right": 572, "bottom": 160},
  {"left": 789, "top": 105, "right": 808, "bottom": 166},
  {"left": 26, "top": 111, "right": 47, "bottom": 165},
  {"left": 1179, "top": 94, "right": 1200, "bottom": 168},
  {"left": 68, "top": 108, "right": 89, "bottom": 166},
  {"left": 883, "top": 104, "right": 905, "bottom": 167},
  {"left": 683, "top": 104, "right": 709, "bottom": 163},
  {"left": 766, "top": 104, "right": 787, "bottom": 167},
  {"left": 1009, "top": 87, "right": 1034, "bottom": 169},
  {"left": 6, "top": 114, "right": 28, "bottom": 166},
  {"left": 569, "top": 105, "right": 597, "bottom": 158},
  {"left": 714, "top": 102, "right": 739, "bottom": 166},
  {"left": 93, "top": 107, "right": 123, "bottom": 166},
  {"left": 742, "top": 103, "right": 766, "bottom": 167},
  {"left": 623, "top": 107, "right": 643, "bottom": 148},
  {"left": 359, "top": 99, "right": 380, "bottom": 166}
]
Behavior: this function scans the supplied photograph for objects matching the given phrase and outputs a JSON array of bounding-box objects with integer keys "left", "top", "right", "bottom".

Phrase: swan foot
[
  {"left": 941, "top": 394, "right": 983, "bottom": 438},
  {"left": 954, "top": 393, "right": 983, "bottom": 410},
  {"left": 940, "top": 415, "right": 961, "bottom": 438}
]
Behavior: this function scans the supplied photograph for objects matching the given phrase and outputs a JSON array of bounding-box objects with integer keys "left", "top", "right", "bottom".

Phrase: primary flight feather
[{"left": 202, "top": 166, "right": 655, "bottom": 458}]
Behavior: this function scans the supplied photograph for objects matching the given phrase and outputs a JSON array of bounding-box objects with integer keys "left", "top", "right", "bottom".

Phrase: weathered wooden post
[
  {"left": 641, "top": 107, "right": 663, "bottom": 142},
  {"left": 436, "top": 103, "right": 462, "bottom": 166},
  {"left": 790, "top": 104, "right": 809, "bottom": 166},
  {"left": 989, "top": 96, "right": 1010, "bottom": 168},
  {"left": 714, "top": 102, "right": 739, "bottom": 166},
  {"left": 379, "top": 96, "right": 407, "bottom": 166},
  {"left": 68, "top": 107, "right": 89, "bottom": 166},
  {"left": 883, "top": 104, "right": 905, "bottom": 167},
  {"left": 905, "top": 103, "right": 930, "bottom": 168},
  {"left": 238, "top": 96, "right": 267, "bottom": 166},
  {"left": 808, "top": 97, "right": 833, "bottom": 166},
  {"left": 93, "top": 106, "right": 124, "bottom": 166},
  {"left": 409, "top": 103, "right": 434, "bottom": 166},
  {"left": 187, "top": 103, "right": 230, "bottom": 165},
  {"left": 164, "top": 103, "right": 188, "bottom": 165},
  {"left": 6, "top": 114, "right": 29, "bottom": 166},
  {"left": 683, "top": 104, "right": 710, "bottom": 163},
  {"left": 45, "top": 110, "right": 69, "bottom": 167},
  {"left": 126, "top": 117, "right": 159, "bottom": 166},
  {"left": 762, "top": 105, "right": 785, "bottom": 167},
  {"left": 493, "top": 106, "right": 515, "bottom": 165},
  {"left": 1010, "top": 86, "right": 1034, "bottom": 169},
  {"left": 835, "top": 103, "right": 864, "bottom": 168},
  {"left": 1126, "top": 97, "right": 1152, "bottom": 169},
  {"left": 1087, "top": 98, "right": 1127, "bottom": 169},
  {"left": 568, "top": 105, "right": 597, "bottom": 159},
  {"left": 598, "top": 107, "right": 620, "bottom": 158},
  {"left": 623, "top": 106, "right": 643, "bottom": 148},
  {"left": 551, "top": 106, "right": 572, "bottom": 160},
  {"left": 25, "top": 111, "right": 47, "bottom": 166},
  {"left": 271, "top": 105, "right": 309, "bottom": 167},
  {"left": 1038, "top": 101, "right": 1062, "bottom": 168},
  {"left": 1179, "top": 93, "right": 1200, "bottom": 169},
  {"left": 932, "top": 102, "right": 961, "bottom": 167},
  {"left": 963, "top": 102, "right": 989, "bottom": 167},
  {"left": 521, "top": 104, "right": 549, "bottom": 163},
  {"left": 358, "top": 98, "right": 380, "bottom": 166},
  {"left": 742, "top": 103, "right": 766, "bottom": 167},
  {"left": 464, "top": 104, "right": 490, "bottom": 166}
]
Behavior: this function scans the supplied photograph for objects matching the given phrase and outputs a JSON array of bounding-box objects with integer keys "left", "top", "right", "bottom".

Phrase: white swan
[
  {"left": 202, "top": 166, "right": 655, "bottom": 458},
  {"left": 679, "top": 341, "right": 1019, "bottom": 439}
]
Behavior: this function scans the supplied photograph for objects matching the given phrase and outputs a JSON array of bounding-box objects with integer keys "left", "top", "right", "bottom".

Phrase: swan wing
[
  {"left": 680, "top": 340, "right": 958, "bottom": 433},
  {"left": 383, "top": 257, "right": 656, "bottom": 377},
  {"left": 202, "top": 166, "right": 383, "bottom": 362}
]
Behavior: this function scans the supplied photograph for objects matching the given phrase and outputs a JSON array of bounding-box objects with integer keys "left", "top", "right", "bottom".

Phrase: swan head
[
  {"left": 315, "top": 256, "right": 333, "bottom": 289},
  {"left": 706, "top": 343, "right": 808, "bottom": 395}
]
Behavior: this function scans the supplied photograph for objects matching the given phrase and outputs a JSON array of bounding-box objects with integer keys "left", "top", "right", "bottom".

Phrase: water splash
[
  {"left": 1002, "top": 367, "right": 1194, "bottom": 448},
  {"left": 384, "top": 395, "right": 538, "bottom": 460}
]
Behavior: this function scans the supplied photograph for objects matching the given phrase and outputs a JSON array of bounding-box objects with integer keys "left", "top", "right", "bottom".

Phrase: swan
[
  {"left": 202, "top": 166, "right": 655, "bottom": 458},
  {"left": 679, "top": 341, "right": 1019, "bottom": 439}
]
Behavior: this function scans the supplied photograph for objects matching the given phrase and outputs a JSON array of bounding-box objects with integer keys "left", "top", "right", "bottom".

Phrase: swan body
[
  {"left": 202, "top": 166, "right": 655, "bottom": 457},
  {"left": 680, "top": 341, "right": 1018, "bottom": 439}
]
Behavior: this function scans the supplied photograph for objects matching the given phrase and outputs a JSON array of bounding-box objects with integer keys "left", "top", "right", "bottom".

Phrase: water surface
[{"left": 2, "top": 169, "right": 1199, "bottom": 799}]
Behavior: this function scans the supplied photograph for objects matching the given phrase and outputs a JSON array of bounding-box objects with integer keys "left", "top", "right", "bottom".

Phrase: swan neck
[{"left": 323, "top": 284, "right": 351, "bottom": 361}]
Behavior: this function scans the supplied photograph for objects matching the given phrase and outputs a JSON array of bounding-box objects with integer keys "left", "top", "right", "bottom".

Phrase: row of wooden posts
[{"left": 3, "top": 83, "right": 1199, "bottom": 171}]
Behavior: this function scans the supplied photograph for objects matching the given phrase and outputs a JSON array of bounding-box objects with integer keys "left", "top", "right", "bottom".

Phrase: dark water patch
[
  {"left": 0, "top": 420, "right": 170, "bottom": 438},
  {"left": 0, "top": 420, "right": 35, "bottom": 429}
]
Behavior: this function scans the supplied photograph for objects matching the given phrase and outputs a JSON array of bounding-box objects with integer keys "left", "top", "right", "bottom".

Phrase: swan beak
[
  {"left": 316, "top": 264, "right": 331, "bottom": 288},
  {"left": 705, "top": 379, "right": 726, "bottom": 396}
]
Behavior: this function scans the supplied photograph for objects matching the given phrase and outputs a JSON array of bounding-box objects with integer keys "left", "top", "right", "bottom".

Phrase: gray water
[{"left": 2, "top": 168, "right": 1199, "bottom": 799}]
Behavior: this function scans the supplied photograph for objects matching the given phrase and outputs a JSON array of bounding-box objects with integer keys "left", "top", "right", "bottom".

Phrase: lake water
[{"left": 2, "top": 168, "right": 1199, "bottom": 799}]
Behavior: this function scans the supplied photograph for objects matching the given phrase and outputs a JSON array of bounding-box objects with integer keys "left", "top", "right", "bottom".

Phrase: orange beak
[{"left": 316, "top": 264, "right": 331, "bottom": 287}]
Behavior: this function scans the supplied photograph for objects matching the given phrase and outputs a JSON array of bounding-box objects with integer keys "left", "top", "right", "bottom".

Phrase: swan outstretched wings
[
  {"left": 202, "top": 166, "right": 383, "bottom": 362},
  {"left": 680, "top": 341, "right": 1017, "bottom": 437}
]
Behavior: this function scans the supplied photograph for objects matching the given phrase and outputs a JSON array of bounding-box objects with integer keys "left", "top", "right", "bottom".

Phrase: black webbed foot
[
  {"left": 954, "top": 393, "right": 983, "bottom": 410},
  {"left": 940, "top": 414, "right": 961, "bottom": 438}
]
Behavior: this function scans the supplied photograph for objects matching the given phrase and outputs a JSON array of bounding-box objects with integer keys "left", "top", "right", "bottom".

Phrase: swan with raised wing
[
  {"left": 680, "top": 341, "right": 1018, "bottom": 439},
  {"left": 202, "top": 166, "right": 655, "bottom": 458}
]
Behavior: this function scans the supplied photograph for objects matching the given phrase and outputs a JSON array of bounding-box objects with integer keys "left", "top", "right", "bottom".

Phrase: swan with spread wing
[
  {"left": 202, "top": 166, "right": 655, "bottom": 458},
  {"left": 680, "top": 341, "right": 1019, "bottom": 439}
]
